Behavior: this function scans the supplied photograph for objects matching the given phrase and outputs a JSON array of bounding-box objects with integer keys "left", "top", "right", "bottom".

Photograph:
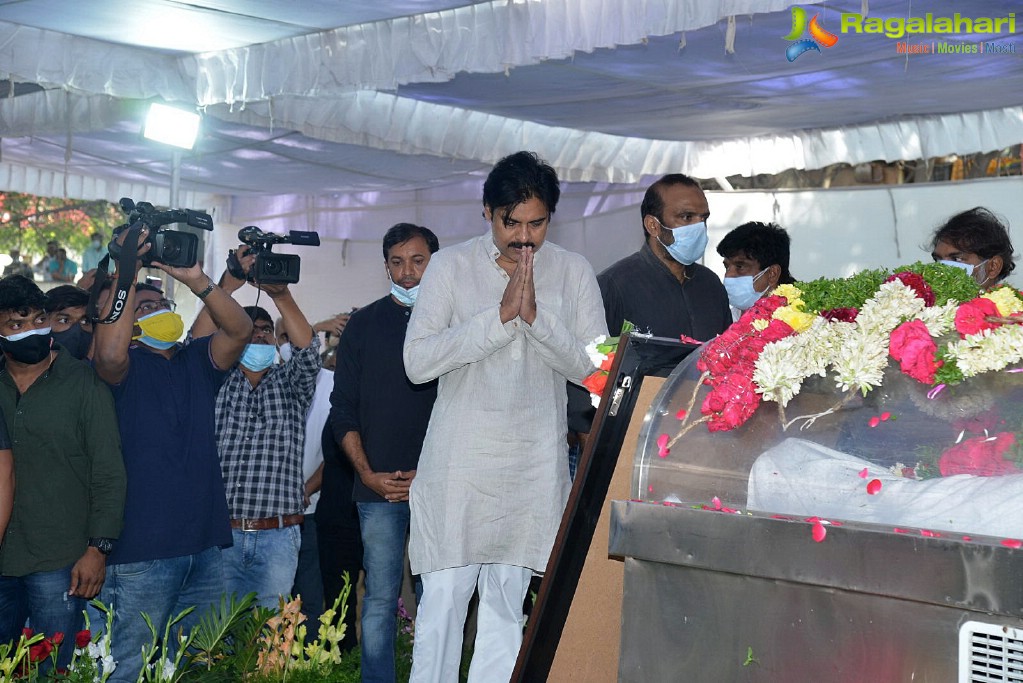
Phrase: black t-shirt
[{"left": 0, "top": 405, "right": 9, "bottom": 450}]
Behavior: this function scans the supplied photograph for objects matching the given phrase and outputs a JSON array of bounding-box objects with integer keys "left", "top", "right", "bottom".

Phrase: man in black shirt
[
  {"left": 598, "top": 173, "right": 731, "bottom": 341},
  {"left": 329, "top": 223, "right": 439, "bottom": 683}
]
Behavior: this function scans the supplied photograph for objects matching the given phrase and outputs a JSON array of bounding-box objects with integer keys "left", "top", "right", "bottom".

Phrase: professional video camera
[
  {"left": 228, "top": 225, "right": 320, "bottom": 285},
  {"left": 107, "top": 197, "right": 214, "bottom": 269}
]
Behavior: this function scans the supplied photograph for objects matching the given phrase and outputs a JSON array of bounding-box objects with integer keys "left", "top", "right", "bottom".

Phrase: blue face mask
[
  {"left": 656, "top": 219, "right": 708, "bottom": 265},
  {"left": 724, "top": 268, "right": 769, "bottom": 311},
  {"left": 240, "top": 343, "right": 277, "bottom": 372},
  {"left": 390, "top": 281, "right": 419, "bottom": 307}
]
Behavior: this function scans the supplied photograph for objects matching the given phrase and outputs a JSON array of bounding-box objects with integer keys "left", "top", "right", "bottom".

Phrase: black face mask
[
  {"left": 0, "top": 329, "right": 53, "bottom": 365},
  {"left": 52, "top": 325, "right": 92, "bottom": 360}
]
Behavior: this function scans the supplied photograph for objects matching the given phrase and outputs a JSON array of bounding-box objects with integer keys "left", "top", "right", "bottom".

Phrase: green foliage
[
  {"left": 0, "top": 192, "right": 122, "bottom": 258},
  {"left": 795, "top": 261, "right": 981, "bottom": 313},
  {"left": 184, "top": 592, "right": 261, "bottom": 674}
]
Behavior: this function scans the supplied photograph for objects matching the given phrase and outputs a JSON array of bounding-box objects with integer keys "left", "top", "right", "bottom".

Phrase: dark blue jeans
[
  {"left": 92, "top": 547, "right": 224, "bottom": 683},
  {"left": 358, "top": 501, "right": 416, "bottom": 683},
  {"left": 0, "top": 564, "right": 85, "bottom": 672}
]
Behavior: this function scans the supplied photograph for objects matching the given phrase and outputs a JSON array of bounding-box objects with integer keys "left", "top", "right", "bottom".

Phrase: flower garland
[{"left": 674, "top": 262, "right": 1023, "bottom": 435}]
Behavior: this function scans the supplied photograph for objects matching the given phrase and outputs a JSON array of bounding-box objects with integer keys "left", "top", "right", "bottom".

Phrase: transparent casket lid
[{"left": 635, "top": 349, "right": 1023, "bottom": 541}]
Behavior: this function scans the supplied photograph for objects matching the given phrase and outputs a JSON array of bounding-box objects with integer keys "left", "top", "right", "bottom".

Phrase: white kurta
[{"left": 403, "top": 234, "right": 607, "bottom": 574}]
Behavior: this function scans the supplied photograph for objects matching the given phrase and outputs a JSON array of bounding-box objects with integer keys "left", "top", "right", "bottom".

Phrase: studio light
[{"left": 143, "top": 103, "right": 200, "bottom": 150}]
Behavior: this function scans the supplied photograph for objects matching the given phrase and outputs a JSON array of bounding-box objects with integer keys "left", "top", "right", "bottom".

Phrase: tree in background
[{"left": 0, "top": 192, "right": 123, "bottom": 262}]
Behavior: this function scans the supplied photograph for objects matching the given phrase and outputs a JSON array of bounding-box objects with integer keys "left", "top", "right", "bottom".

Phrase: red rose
[
  {"left": 939, "top": 432, "right": 1018, "bottom": 477},
  {"left": 885, "top": 271, "right": 935, "bottom": 306},
  {"left": 582, "top": 371, "right": 608, "bottom": 396},
  {"left": 821, "top": 307, "right": 859, "bottom": 323},
  {"left": 51, "top": 632, "right": 64, "bottom": 646},
  {"left": 75, "top": 630, "right": 92, "bottom": 649},
  {"left": 29, "top": 638, "right": 53, "bottom": 663},
  {"left": 954, "top": 298, "right": 1000, "bottom": 337},
  {"left": 599, "top": 353, "right": 614, "bottom": 372}
]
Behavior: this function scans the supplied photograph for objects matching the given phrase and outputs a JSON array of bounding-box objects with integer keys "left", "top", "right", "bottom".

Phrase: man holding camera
[
  {"left": 192, "top": 244, "right": 321, "bottom": 608},
  {"left": 92, "top": 226, "right": 253, "bottom": 682}
]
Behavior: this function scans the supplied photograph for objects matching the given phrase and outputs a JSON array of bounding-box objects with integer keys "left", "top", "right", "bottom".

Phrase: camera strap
[{"left": 87, "top": 222, "right": 144, "bottom": 325}]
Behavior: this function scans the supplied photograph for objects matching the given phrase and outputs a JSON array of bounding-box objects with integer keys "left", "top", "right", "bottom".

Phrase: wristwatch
[{"left": 88, "top": 537, "right": 115, "bottom": 555}]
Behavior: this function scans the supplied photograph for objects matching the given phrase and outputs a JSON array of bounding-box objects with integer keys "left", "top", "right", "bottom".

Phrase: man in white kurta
[{"left": 404, "top": 151, "right": 607, "bottom": 683}]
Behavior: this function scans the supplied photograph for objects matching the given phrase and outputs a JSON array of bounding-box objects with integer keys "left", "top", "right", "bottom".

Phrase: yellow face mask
[{"left": 132, "top": 310, "right": 184, "bottom": 344}]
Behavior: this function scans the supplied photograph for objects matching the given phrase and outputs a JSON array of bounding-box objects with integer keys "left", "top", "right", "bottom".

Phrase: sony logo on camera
[{"left": 107, "top": 197, "right": 214, "bottom": 269}]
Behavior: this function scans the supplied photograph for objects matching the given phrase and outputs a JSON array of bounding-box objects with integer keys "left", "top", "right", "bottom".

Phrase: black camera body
[
  {"left": 108, "top": 198, "right": 214, "bottom": 269},
  {"left": 230, "top": 226, "right": 320, "bottom": 285}
]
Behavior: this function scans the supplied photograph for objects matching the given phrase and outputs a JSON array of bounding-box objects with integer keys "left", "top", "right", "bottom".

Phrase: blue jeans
[
  {"left": 223, "top": 524, "right": 301, "bottom": 608},
  {"left": 0, "top": 564, "right": 84, "bottom": 673},
  {"left": 358, "top": 501, "right": 416, "bottom": 683},
  {"left": 292, "top": 517, "right": 325, "bottom": 639},
  {"left": 94, "top": 547, "right": 224, "bottom": 683}
]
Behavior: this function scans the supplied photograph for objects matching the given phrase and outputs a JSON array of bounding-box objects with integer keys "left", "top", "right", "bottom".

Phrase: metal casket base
[{"left": 610, "top": 500, "right": 1023, "bottom": 682}]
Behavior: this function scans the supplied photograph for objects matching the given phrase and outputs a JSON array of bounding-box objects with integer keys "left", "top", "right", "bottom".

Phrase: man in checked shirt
[{"left": 195, "top": 245, "right": 321, "bottom": 607}]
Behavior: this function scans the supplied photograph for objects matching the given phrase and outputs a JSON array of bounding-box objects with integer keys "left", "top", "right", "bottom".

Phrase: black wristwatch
[{"left": 88, "top": 537, "right": 115, "bottom": 555}]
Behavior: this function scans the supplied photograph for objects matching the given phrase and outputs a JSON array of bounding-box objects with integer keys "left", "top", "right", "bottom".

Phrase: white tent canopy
[{"left": 0, "top": 0, "right": 1020, "bottom": 320}]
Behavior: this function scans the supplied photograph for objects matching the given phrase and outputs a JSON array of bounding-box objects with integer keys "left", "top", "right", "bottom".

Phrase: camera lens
[{"left": 263, "top": 259, "right": 282, "bottom": 275}]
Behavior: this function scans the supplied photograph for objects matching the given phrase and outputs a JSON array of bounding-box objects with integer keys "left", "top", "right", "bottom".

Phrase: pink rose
[
  {"left": 889, "top": 320, "right": 941, "bottom": 384},
  {"left": 954, "top": 298, "right": 1000, "bottom": 337}
]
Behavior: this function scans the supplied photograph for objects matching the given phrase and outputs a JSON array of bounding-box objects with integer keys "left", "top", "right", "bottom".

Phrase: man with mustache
[{"left": 403, "top": 151, "right": 607, "bottom": 682}]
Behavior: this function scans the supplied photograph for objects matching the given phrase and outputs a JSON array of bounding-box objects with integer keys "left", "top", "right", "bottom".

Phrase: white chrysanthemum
[
  {"left": 855, "top": 280, "right": 925, "bottom": 337},
  {"left": 162, "top": 659, "right": 177, "bottom": 678},
  {"left": 914, "top": 301, "right": 957, "bottom": 336},
  {"left": 946, "top": 325, "right": 1023, "bottom": 377},
  {"left": 584, "top": 335, "right": 609, "bottom": 368},
  {"left": 754, "top": 317, "right": 834, "bottom": 406},
  {"left": 831, "top": 328, "right": 889, "bottom": 394}
]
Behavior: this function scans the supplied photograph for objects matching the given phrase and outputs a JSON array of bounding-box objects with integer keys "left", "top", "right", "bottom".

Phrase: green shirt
[{"left": 0, "top": 348, "right": 126, "bottom": 576}]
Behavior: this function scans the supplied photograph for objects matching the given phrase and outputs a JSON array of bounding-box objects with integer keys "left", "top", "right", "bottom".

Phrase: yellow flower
[
  {"left": 773, "top": 284, "right": 804, "bottom": 306},
  {"left": 752, "top": 318, "right": 770, "bottom": 332},
  {"left": 772, "top": 305, "right": 815, "bottom": 332},
  {"left": 981, "top": 286, "right": 1023, "bottom": 317}
]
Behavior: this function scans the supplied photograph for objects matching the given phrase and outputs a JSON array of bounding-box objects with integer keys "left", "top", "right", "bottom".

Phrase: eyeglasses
[{"left": 135, "top": 298, "right": 176, "bottom": 316}]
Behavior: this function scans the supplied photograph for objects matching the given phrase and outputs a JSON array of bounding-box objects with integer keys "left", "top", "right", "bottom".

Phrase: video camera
[
  {"left": 108, "top": 197, "right": 214, "bottom": 269},
  {"left": 228, "top": 226, "right": 320, "bottom": 285}
]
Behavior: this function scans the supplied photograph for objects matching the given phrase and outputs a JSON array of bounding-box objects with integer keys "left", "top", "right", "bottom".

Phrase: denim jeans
[
  {"left": 222, "top": 524, "right": 301, "bottom": 608},
  {"left": 291, "top": 517, "right": 325, "bottom": 638},
  {"left": 0, "top": 564, "right": 84, "bottom": 673},
  {"left": 93, "top": 547, "right": 224, "bottom": 683},
  {"left": 358, "top": 501, "right": 415, "bottom": 683}
]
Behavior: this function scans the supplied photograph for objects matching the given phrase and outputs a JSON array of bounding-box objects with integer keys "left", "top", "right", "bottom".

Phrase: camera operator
[
  {"left": 91, "top": 226, "right": 253, "bottom": 683},
  {"left": 191, "top": 244, "right": 321, "bottom": 608}
]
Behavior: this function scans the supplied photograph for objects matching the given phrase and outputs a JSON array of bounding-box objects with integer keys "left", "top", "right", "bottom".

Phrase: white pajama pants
[{"left": 410, "top": 563, "right": 533, "bottom": 683}]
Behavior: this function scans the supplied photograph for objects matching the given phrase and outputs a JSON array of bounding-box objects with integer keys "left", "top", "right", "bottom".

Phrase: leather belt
[{"left": 230, "top": 514, "right": 304, "bottom": 531}]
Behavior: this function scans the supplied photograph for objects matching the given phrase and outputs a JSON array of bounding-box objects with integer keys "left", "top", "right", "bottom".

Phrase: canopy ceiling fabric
[{"left": 0, "top": 0, "right": 1020, "bottom": 202}]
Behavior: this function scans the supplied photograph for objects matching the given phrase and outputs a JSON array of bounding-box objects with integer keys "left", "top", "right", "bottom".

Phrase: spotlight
[{"left": 143, "top": 103, "right": 200, "bottom": 150}]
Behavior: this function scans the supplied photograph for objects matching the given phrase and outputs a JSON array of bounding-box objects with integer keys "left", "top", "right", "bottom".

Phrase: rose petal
[
  {"left": 962, "top": 536, "right": 973, "bottom": 542},
  {"left": 868, "top": 416, "right": 881, "bottom": 428},
  {"left": 812, "top": 521, "right": 827, "bottom": 543},
  {"left": 858, "top": 467, "right": 868, "bottom": 479},
  {"left": 920, "top": 529, "right": 941, "bottom": 538},
  {"left": 881, "top": 411, "right": 891, "bottom": 421},
  {"left": 711, "top": 496, "right": 722, "bottom": 510},
  {"left": 893, "top": 528, "right": 911, "bottom": 534},
  {"left": 675, "top": 408, "right": 687, "bottom": 420},
  {"left": 926, "top": 384, "right": 946, "bottom": 400},
  {"left": 866, "top": 479, "right": 882, "bottom": 495},
  {"left": 1001, "top": 539, "right": 1023, "bottom": 549},
  {"left": 647, "top": 485, "right": 654, "bottom": 493},
  {"left": 656, "top": 433, "right": 670, "bottom": 458}
]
